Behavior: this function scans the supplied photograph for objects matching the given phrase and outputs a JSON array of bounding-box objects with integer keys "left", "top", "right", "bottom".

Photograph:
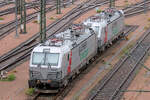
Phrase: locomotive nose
[{"left": 29, "top": 67, "right": 62, "bottom": 80}]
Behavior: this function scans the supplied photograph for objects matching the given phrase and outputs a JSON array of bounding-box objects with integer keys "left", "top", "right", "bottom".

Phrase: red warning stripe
[
  {"left": 104, "top": 26, "right": 108, "bottom": 43},
  {"left": 67, "top": 51, "right": 72, "bottom": 74}
]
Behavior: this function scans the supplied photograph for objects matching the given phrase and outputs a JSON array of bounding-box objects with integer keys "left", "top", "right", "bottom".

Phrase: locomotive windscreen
[
  {"left": 32, "top": 52, "right": 59, "bottom": 66},
  {"left": 45, "top": 53, "right": 59, "bottom": 66}
]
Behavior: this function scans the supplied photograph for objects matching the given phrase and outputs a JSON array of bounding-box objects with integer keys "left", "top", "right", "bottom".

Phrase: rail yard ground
[
  {"left": 0, "top": 0, "right": 150, "bottom": 100},
  {"left": 64, "top": 13, "right": 150, "bottom": 100},
  {"left": 0, "top": 0, "right": 87, "bottom": 56},
  {"left": 122, "top": 51, "right": 150, "bottom": 100}
]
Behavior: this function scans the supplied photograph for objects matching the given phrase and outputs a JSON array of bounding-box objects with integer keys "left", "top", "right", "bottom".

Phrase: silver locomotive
[
  {"left": 28, "top": 24, "right": 97, "bottom": 90},
  {"left": 28, "top": 8, "right": 124, "bottom": 92},
  {"left": 83, "top": 8, "right": 124, "bottom": 50}
]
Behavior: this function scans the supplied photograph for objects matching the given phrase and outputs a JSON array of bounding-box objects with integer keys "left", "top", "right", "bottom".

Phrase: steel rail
[
  {"left": 0, "top": 0, "right": 109, "bottom": 71},
  {"left": 124, "top": 6, "right": 150, "bottom": 17},
  {"left": 0, "top": 0, "right": 14, "bottom": 8},
  {"left": 32, "top": 1, "right": 111, "bottom": 99},
  {"left": 0, "top": 0, "right": 56, "bottom": 16},
  {"left": 110, "top": 31, "right": 150, "bottom": 100},
  {"left": 123, "top": 0, "right": 150, "bottom": 12},
  {"left": 0, "top": 0, "right": 148, "bottom": 72},
  {"left": 0, "top": 0, "right": 75, "bottom": 40},
  {"left": 87, "top": 28, "right": 150, "bottom": 100},
  {"left": 0, "top": 0, "right": 148, "bottom": 40},
  {"left": 34, "top": 25, "right": 138, "bottom": 100}
]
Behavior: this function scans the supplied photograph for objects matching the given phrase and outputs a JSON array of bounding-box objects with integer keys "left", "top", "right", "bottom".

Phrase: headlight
[{"left": 50, "top": 66, "right": 60, "bottom": 71}]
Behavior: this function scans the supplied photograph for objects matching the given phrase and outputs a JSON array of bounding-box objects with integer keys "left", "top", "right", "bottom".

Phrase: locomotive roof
[
  {"left": 33, "top": 24, "right": 95, "bottom": 53},
  {"left": 84, "top": 8, "right": 123, "bottom": 25}
]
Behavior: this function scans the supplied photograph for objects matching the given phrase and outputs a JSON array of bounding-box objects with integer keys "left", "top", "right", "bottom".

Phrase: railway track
[
  {"left": 124, "top": 0, "right": 150, "bottom": 17},
  {"left": 32, "top": 25, "right": 138, "bottom": 100},
  {"left": 0, "top": 0, "right": 74, "bottom": 40},
  {"left": 0, "top": 0, "right": 110, "bottom": 71},
  {"left": 0, "top": 0, "right": 56, "bottom": 16},
  {"left": 86, "top": 28, "right": 150, "bottom": 100},
  {"left": 0, "top": 0, "right": 75, "bottom": 16},
  {"left": 0, "top": 0, "right": 147, "bottom": 82},
  {"left": 0, "top": 0, "right": 149, "bottom": 40},
  {"left": 0, "top": 0, "right": 149, "bottom": 99},
  {"left": 122, "top": 0, "right": 150, "bottom": 11},
  {"left": 0, "top": 0, "right": 14, "bottom": 8}
]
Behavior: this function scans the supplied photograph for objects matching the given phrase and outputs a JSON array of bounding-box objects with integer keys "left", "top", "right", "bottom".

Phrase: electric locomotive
[
  {"left": 83, "top": 8, "right": 124, "bottom": 51},
  {"left": 28, "top": 8, "right": 124, "bottom": 92},
  {"left": 28, "top": 24, "right": 97, "bottom": 91}
]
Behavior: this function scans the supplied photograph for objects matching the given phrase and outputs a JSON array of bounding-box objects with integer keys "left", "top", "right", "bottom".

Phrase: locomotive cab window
[
  {"left": 32, "top": 52, "right": 59, "bottom": 66},
  {"left": 32, "top": 52, "right": 45, "bottom": 65},
  {"left": 45, "top": 53, "right": 59, "bottom": 66}
]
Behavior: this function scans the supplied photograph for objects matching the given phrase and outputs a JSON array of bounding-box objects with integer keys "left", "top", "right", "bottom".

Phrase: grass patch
[
  {"left": 144, "top": 25, "right": 150, "bottom": 30},
  {"left": 147, "top": 18, "right": 150, "bottom": 22},
  {"left": 25, "top": 88, "right": 35, "bottom": 96},
  {"left": 120, "top": 43, "right": 134, "bottom": 58},
  {"left": 0, "top": 74, "right": 16, "bottom": 81},
  {"left": 104, "top": 62, "right": 111, "bottom": 65},
  {"left": 124, "top": 0, "right": 129, "bottom": 7},
  {"left": 144, "top": 23, "right": 150, "bottom": 30},
  {"left": 125, "top": 3, "right": 129, "bottom": 7},
  {"left": 49, "top": 17, "right": 55, "bottom": 20},
  {"left": 0, "top": 17, "right": 4, "bottom": 20},
  {"left": 7, "top": 74, "right": 16, "bottom": 81},
  {"left": 96, "top": 9, "right": 102, "bottom": 13},
  {"left": 33, "top": 20, "right": 38, "bottom": 24}
]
